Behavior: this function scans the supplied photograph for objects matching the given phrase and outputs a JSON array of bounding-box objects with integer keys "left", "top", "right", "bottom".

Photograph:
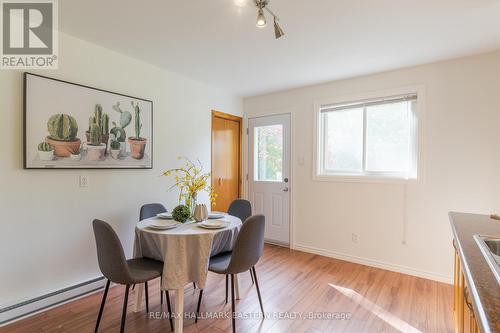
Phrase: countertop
[{"left": 449, "top": 212, "right": 500, "bottom": 333}]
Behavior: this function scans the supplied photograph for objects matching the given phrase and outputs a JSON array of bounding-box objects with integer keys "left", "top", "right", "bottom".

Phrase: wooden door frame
[{"left": 211, "top": 110, "right": 243, "bottom": 209}]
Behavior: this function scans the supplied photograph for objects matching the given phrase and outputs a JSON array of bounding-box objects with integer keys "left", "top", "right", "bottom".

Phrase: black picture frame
[{"left": 23, "top": 72, "right": 154, "bottom": 170}]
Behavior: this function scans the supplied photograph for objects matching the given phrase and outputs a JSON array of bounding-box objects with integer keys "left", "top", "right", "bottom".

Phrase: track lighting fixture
[
  {"left": 253, "top": 0, "right": 284, "bottom": 39},
  {"left": 274, "top": 17, "right": 284, "bottom": 39},
  {"left": 256, "top": 8, "right": 267, "bottom": 27}
]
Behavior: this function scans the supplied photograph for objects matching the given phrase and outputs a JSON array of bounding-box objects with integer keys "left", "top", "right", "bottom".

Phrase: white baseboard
[
  {"left": 0, "top": 277, "right": 107, "bottom": 326},
  {"left": 293, "top": 243, "right": 453, "bottom": 284},
  {"left": 264, "top": 238, "right": 290, "bottom": 248}
]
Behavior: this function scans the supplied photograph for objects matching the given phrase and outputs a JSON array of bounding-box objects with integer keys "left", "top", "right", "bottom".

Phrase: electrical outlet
[
  {"left": 79, "top": 175, "right": 89, "bottom": 188},
  {"left": 351, "top": 233, "right": 359, "bottom": 243}
]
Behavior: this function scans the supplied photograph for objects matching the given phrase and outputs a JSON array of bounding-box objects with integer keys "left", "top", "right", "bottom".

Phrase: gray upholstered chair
[
  {"left": 140, "top": 203, "right": 167, "bottom": 221},
  {"left": 139, "top": 203, "right": 179, "bottom": 304},
  {"left": 196, "top": 214, "right": 265, "bottom": 333},
  {"left": 92, "top": 219, "right": 173, "bottom": 333},
  {"left": 226, "top": 199, "right": 255, "bottom": 290},
  {"left": 227, "top": 199, "right": 252, "bottom": 223}
]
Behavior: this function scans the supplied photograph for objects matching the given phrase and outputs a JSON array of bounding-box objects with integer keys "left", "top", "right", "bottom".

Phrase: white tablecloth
[{"left": 133, "top": 215, "right": 242, "bottom": 290}]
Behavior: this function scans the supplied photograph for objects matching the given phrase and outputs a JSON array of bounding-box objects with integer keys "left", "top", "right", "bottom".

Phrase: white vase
[
  {"left": 194, "top": 204, "right": 208, "bottom": 222},
  {"left": 38, "top": 150, "right": 54, "bottom": 161},
  {"left": 111, "top": 149, "right": 120, "bottom": 160},
  {"left": 86, "top": 144, "right": 106, "bottom": 161},
  {"left": 70, "top": 153, "right": 81, "bottom": 161},
  {"left": 119, "top": 142, "right": 127, "bottom": 156}
]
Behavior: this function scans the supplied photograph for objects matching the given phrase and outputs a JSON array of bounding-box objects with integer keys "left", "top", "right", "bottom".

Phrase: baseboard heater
[{"left": 0, "top": 276, "right": 106, "bottom": 326}]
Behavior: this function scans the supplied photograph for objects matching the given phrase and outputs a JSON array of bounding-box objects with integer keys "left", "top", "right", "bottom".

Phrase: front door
[
  {"left": 211, "top": 111, "right": 242, "bottom": 212},
  {"left": 248, "top": 114, "right": 291, "bottom": 246}
]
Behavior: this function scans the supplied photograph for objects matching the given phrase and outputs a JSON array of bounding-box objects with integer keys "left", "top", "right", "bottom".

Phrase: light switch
[
  {"left": 352, "top": 233, "right": 359, "bottom": 243},
  {"left": 297, "top": 156, "right": 305, "bottom": 166}
]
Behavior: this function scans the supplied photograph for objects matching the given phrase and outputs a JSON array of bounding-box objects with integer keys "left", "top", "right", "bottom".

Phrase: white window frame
[{"left": 313, "top": 86, "right": 425, "bottom": 184}]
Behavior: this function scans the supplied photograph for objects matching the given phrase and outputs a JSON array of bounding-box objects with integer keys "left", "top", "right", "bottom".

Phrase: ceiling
[{"left": 59, "top": 0, "right": 500, "bottom": 97}]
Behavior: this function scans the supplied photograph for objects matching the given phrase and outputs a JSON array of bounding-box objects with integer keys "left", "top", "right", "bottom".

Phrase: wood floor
[{"left": 1, "top": 244, "right": 453, "bottom": 333}]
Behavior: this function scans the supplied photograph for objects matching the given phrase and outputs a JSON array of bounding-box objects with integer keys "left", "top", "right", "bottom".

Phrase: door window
[{"left": 254, "top": 124, "right": 283, "bottom": 181}]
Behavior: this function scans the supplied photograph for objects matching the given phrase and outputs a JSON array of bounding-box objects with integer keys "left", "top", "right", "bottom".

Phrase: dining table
[{"left": 132, "top": 214, "right": 243, "bottom": 333}]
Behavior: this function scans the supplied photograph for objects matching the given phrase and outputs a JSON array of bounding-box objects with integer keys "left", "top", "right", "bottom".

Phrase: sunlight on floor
[{"left": 329, "top": 283, "right": 423, "bottom": 333}]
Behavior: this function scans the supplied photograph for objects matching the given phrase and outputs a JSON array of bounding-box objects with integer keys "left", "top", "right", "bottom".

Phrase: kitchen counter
[{"left": 449, "top": 212, "right": 500, "bottom": 333}]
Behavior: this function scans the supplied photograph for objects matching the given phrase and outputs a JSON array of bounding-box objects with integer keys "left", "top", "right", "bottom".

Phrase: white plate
[
  {"left": 148, "top": 220, "right": 180, "bottom": 230},
  {"left": 198, "top": 220, "right": 229, "bottom": 229},
  {"left": 208, "top": 212, "right": 226, "bottom": 219},
  {"left": 156, "top": 212, "right": 173, "bottom": 219}
]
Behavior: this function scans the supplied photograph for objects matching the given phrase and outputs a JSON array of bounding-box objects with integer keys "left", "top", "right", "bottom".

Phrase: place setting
[
  {"left": 147, "top": 212, "right": 229, "bottom": 230},
  {"left": 193, "top": 209, "right": 230, "bottom": 229},
  {"left": 197, "top": 219, "right": 230, "bottom": 230},
  {"left": 147, "top": 218, "right": 180, "bottom": 230},
  {"left": 155, "top": 211, "right": 226, "bottom": 220},
  {"left": 149, "top": 210, "right": 228, "bottom": 229},
  {"left": 144, "top": 213, "right": 183, "bottom": 231}
]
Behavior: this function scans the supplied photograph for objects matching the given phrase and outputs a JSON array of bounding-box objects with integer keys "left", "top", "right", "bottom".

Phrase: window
[
  {"left": 317, "top": 94, "right": 418, "bottom": 180},
  {"left": 254, "top": 124, "right": 283, "bottom": 181}
]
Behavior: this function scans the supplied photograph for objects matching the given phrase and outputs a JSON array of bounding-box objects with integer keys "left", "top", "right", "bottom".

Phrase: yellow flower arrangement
[{"left": 163, "top": 156, "right": 217, "bottom": 207}]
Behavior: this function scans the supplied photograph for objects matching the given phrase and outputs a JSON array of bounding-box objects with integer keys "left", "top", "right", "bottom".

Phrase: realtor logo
[{"left": 1, "top": 0, "right": 58, "bottom": 69}]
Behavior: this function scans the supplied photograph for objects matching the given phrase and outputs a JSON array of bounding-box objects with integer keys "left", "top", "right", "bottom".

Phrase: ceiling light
[
  {"left": 274, "top": 17, "right": 284, "bottom": 39},
  {"left": 256, "top": 8, "right": 267, "bottom": 27},
  {"left": 252, "top": 0, "right": 284, "bottom": 39}
]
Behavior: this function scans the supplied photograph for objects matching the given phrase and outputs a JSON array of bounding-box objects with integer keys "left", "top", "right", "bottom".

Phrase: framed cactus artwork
[{"left": 24, "top": 73, "right": 153, "bottom": 169}]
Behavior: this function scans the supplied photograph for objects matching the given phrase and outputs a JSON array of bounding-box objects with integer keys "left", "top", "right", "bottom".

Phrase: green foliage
[
  {"left": 91, "top": 104, "right": 109, "bottom": 135},
  {"left": 94, "top": 104, "right": 103, "bottom": 128},
  {"left": 172, "top": 205, "right": 191, "bottom": 223},
  {"left": 101, "top": 113, "right": 109, "bottom": 135},
  {"left": 110, "top": 140, "right": 120, "bottom": 150},
  {"left": 112, "top": 102, "right": 132, "bottom": 129},
  {"left": 256, "top": 125, "right": 283, "bottom": 181},
  {"left": 111, "top": 102, "right": 132, "bottom": 142},
  {"left": 90, "top": 123, "right": 101, "bottom": 146},
  {"left": 88, "top": 116, "right": 95, "bottom": 132},
  {"left": 38, "top": 142, "right": 52, "bottom": 151},
  {"left": 47, "top": 114, "right": 78, "bottom": 141},
  {"left": 132, "top": 101, "right": 142, "bottom": 139},
  {"left": 110, "top": 123, "right": 126, "bottom": 143}
]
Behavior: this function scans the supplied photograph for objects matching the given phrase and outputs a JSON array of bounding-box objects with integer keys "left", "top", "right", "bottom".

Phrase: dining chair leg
[
  {"left": 231, "top": 274, "right": 236, "bottom": 333},
  {"left": 193, "top": 282, "right": 196, "bottom": 289},
  {"left": 252, "top": 267, "right": 264, "bottom": 315},
  {"left": 250, "top": 269, "right": 254, "bottom": 284},
  {"left": 120, "top": 285, "right": 130, "bottom": 333},
  {"left": 165, "top": 290, "right": 173, "bottom": 331},
  {"left": 144, "top": 282, "right": 149, "bottom": 313},
  {"left": 225, "top": 275, "right": 229, "bottom": 304},
  {"left": 94, "top": 279, "right": 110, "bottom": 333},
  {"left": 195, "top": 289, "right": 203, "bottom": 323}
]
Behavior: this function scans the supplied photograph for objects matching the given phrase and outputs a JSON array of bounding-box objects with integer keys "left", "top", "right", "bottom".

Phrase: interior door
[
  {"left": 248, "top": 114, "right": 291, "bottom": 246},
  {"left": 211, "top": 111, "right": 242, "bottom": 212}
]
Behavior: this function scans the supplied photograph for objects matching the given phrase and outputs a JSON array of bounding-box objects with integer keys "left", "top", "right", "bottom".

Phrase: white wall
[
  {"left": 0, "top": 32, "right": 242, "bottom": 306},
  {"left": 244, "top": 50, "right": 500, "bottom": 283}
]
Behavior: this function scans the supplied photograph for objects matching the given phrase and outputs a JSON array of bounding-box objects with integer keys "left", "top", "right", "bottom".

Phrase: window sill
[{"left": 313, "top": 173, "right": 416, "bottom": 184}]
